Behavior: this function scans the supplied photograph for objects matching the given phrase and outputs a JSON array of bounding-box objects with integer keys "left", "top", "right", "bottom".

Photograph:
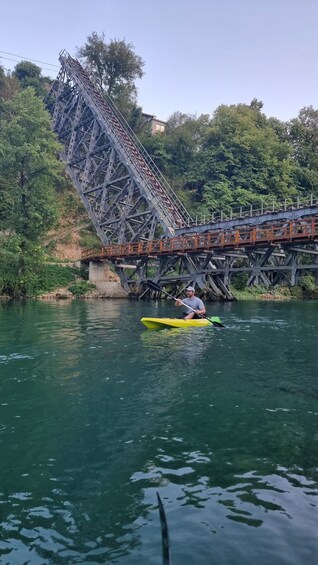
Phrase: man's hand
[{"left": 175, "top": 298, "right": 183, "bottom": 306}]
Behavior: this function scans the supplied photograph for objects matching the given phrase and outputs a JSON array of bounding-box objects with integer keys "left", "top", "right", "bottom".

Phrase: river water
[{"left": 0, "top": 298, "right": 317, "bottom": 564}]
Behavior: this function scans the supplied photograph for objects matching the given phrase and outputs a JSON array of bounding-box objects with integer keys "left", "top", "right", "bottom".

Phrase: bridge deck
[{"left": 83, "top": 218, "right": 318, "bottom": 262}]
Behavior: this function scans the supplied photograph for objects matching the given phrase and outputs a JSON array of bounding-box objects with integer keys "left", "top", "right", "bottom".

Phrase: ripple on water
[{"left": 0, "top": 353, "right": 33, "bottom": 364}]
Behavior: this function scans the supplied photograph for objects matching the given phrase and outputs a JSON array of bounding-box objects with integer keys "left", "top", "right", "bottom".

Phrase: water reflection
[{"left": 140, "top": 325, "right": 214, "bottom": 366}]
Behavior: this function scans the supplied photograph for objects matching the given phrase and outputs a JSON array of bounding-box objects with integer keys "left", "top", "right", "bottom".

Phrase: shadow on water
[{"left": 0, "top": 299, "right": 317, "bottom": 564}]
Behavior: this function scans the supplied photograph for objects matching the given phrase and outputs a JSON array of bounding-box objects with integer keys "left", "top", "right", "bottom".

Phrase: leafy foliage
[
  {"left": 0, "top": 235, "right": 83, "bottom": 297},
  {"left": 298, "top": 273, "right": 316, "bottom": 292},
  {"left": 143, "top": 101, "right": 318, "bottom": 216},
  {"left": 185, "top": 103, "right": 294, "bottom": 211},
  {"left": 68, "top": 280, "right": 96, "bottom": 296},
  {"left": 0, "top": 65, "right": 20, "bottom": 103},
  {"left": 231, "top": 273, "right": 249, "bottom": 291},
  {"left": 12, "top": 61, "right": 52, "bottom": 98},
  {"left": 288, "top": 106, "right": 318, "bottom": 192},
  {"left": 0, "top": 88, "right": 62, "bottom": 239},
  {"left": 0, "top": 88, "right": 64, "bottom": 295},
  {"left": 77, "top": 32, "right": 144, "bottom": 119}
]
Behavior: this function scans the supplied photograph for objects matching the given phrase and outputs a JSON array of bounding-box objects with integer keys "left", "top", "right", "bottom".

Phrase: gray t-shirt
[{"left": 182, "top": 296, "right": 205, "bottom": 314}]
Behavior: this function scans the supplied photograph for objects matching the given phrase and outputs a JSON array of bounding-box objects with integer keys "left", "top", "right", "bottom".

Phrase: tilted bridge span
[{"left": 48, "top": 52, "right": 318, "bottom": 299}]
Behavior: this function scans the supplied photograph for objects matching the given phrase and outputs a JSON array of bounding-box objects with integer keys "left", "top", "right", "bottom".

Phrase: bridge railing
[
  {"left": 187, "top": 193, "right": 318, "bottom": 227},
  {"left": 82, "top": 217, "right": 318, "bottom": 260}
]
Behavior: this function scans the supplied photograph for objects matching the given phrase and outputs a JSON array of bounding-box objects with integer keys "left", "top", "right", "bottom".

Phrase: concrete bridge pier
[{"left": 88, "top": 261, "right": 128, "bottom": 297}]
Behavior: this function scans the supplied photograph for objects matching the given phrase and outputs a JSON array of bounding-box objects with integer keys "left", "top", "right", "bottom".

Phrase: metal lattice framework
[
  {"left": 83, "top": 218, "right": 318, "bottom": 299},
  {"left": 101, "top": 243, "right": 318, "bottom": 300},
  {"left": 47, "top": 51, "right": 192, "bottom": 244}
]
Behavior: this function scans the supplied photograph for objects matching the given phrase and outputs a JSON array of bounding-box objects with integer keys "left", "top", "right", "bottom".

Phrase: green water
[{"left": 0, "top": 299, "right": 317, "bottom": 564}]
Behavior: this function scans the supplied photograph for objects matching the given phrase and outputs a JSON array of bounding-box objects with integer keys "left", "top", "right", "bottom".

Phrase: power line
[
  {"left": 0, "top": 50, "right": 59, "bottom": 69},
  {"left": 0, "top": 55, "right": 59, "bottom": 74}
]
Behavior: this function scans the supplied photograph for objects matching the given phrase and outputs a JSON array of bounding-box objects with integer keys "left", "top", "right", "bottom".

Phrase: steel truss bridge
[
  {"left": 48, "top": 52, "right": 318, "bottom": 300},
  {"left": 83, "top": 218, "right": 318, "bottom": 299}
]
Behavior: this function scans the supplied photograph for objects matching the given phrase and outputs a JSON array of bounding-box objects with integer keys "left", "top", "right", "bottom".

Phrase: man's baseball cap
[{"left": 186, "top": 286, "right": 195, "bottom": 291}]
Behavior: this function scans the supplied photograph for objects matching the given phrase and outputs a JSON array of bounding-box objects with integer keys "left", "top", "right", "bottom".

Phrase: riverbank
[
  {"left": 37, "top": 284, "right": 128, "bottom": 300},
  {"left": 230, "top": 284, "right": 318, "bottom": 301},
  {"left": 1, "top": 260, "right": 317, "bottom": 302},
  {"left": 1, "top": 286, "right": 317, "bottom": 301}
]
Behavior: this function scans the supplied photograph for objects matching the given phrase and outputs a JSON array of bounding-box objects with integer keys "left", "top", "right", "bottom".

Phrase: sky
[{"left": 1, "top": 0, "right": 317, "bottom": 122}]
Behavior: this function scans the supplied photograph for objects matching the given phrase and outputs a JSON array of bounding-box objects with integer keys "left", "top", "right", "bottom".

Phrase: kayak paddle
[
  {"left": 146, "top": 280, "right": 225, "bottom": 328},
  {"left": 157, "top": 492, "right": 171, "bottom": 565}
]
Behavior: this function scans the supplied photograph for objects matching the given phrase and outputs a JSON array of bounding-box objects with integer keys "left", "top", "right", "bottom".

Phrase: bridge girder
[
  {"left": 47, "top": 52, "right": 191, "bottom": 244},
  {"left": 105, "top": 241, "right": 318, "bottom": 299},
  {"left": 49, "top": 76, "right": 160, "bottom": 243}
]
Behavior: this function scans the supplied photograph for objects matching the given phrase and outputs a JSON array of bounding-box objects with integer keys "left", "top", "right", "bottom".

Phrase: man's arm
[{"left": 195, "top": 299, "right": 206, "bottom": 315}]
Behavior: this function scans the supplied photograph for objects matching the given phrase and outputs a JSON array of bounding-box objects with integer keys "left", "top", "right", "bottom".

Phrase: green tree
[
  {"left": 165, "top": 112, "right": 210, "bottom": 176},
  {"left": 140, "top": 131, "right": 171, "bottom": 173},
  {"left": 77, "top": 32, "right": 144, "bottom": 117},
  {"left": 13, "top": 60, "right": 52, "bottom": 98},
  {"left": 288, "top": 106, "right": 318, "bottom": 194},
  {"left": 0, "top": 65, "right": 19, "bottom": 103},
  {"left": 129, "top": 105, "right": 150, "bottom": 135},
  {"left": 158, "top": 113, "right": 210, "bottom": 211},
  {"left": 195, "top": 102, "right": 297, "bottom": 212},
  {"left": 0, "top": 88, "right": 63, "bottom": 294},
  {"left": 0, "top": 87, "right": 62, "bottom": 238}
]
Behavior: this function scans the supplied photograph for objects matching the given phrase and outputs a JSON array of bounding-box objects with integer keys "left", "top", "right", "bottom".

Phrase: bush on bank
[
  {"left": 230, "top": 282, "right": 318, "bottom": 300},
  {"left": 68, "top": 280, "right": 96, "bottom": 296},
  {"left": 0, "top": 253, "right": 84, "bottom": 297}
]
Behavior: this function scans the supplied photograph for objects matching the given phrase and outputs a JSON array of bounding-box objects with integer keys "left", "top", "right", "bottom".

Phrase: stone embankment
[
  {"left": 38, "top": 280, "right": 128, "bottom": 300},
  {"left": 259, "top": 293, "right": 290, "bottom": 300}
]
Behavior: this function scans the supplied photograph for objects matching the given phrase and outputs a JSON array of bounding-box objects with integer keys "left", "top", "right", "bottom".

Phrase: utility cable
[
  {"left": 0, "top": 50, "right": 59, "bottom": 70},
  {"left": 0, "top": 56, "right": 58, "bottom": 74}
]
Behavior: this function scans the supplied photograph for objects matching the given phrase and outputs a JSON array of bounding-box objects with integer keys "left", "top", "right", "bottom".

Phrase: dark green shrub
[
  {"left": 290, "top": 286, "right": 303, "bottom": 299},
  {"left": 38, "top": 264, "right": 79, "bottom": 292},
  {"left": 231, "top": 272, "right": 249, "bottom": 290},
  {"left": 298, "top": 273, "right": 316, "bottom": 292},
  {"left": 68, "top": 280, "right": 96, "bottom": 296}
]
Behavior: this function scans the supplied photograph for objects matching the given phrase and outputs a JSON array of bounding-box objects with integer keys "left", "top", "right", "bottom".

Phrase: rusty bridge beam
[{"left": 82, "top": 218, "right": 318, "bottom": 261}]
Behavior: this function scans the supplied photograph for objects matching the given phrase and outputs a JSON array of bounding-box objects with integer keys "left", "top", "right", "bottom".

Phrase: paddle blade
[
  {"left": 208, "top": 316, "right": 225, "bottom": 328},
  {"left": 157, "top": 492, "right": 171, "bottom": 565}
]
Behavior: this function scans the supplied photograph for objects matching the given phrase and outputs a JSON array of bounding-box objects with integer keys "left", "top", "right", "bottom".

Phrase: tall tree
[
  {"left": 77, "top": 32, "right": 144, "bottom": 117},
  {"left": 0, "top": 87, "right": 62, "bottom": 238},
  {"left": 165, "top": 112, "right": 210, "bottom": 175},
  {"left": 288, "top": 106, "right": 318, "bottom": 193},
  {"left": 0, "top": 88, "right": 63, "bottom": 294},
  {"left": 13, "top": 60, "right": 52, "bottom": 98},
  {"left": 194, "top": 102, "right": 297, "bottom": 211},
  {"left": 0, "top": 65, "right": 19, "bottom": 103}
]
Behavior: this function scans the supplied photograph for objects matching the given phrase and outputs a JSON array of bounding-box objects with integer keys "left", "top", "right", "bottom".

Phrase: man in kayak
[{"left": 175, "top": 286, "right": 206, "bottom": 320}]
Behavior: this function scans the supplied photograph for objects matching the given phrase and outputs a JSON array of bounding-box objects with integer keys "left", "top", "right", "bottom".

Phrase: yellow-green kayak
[{"left": 140, "top": 317, "right": 217, "bottom": 329}]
